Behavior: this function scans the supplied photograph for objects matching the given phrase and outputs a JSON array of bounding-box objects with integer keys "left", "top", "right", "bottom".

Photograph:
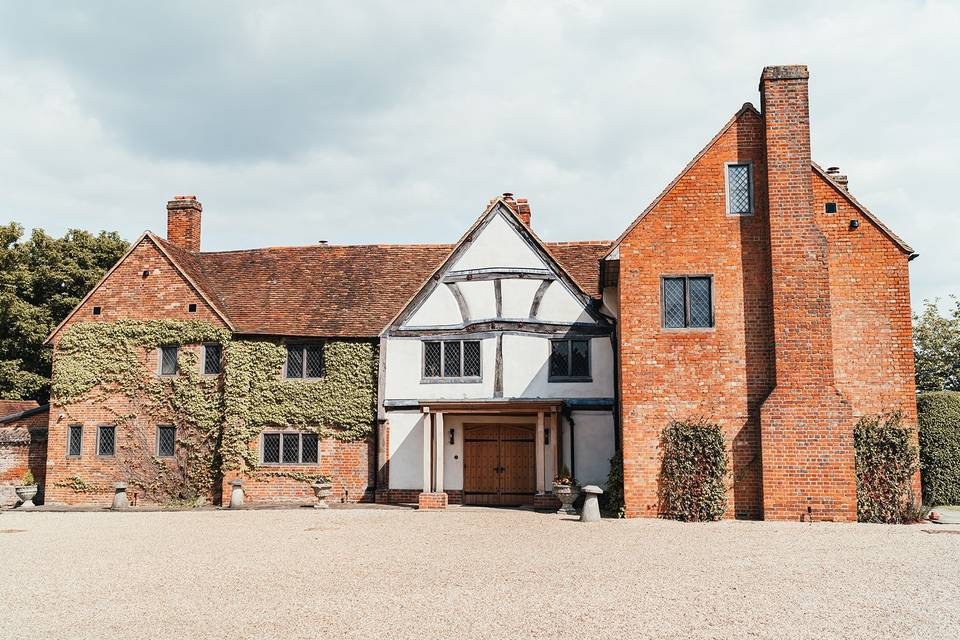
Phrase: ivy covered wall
[{"left": 49, "top": 319, "right": 377, "bottom": 502}]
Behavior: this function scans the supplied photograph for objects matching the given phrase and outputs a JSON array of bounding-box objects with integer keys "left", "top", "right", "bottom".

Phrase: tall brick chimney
[
  {"left": 166, "top": 196, "right": 202, "bottom": 252},
  {"left": 758, "top": 65, "right": 856, "bottom": 522}
]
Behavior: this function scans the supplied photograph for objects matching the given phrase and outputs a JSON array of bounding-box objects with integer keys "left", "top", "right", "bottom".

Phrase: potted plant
[
  {"left": 15, "top": 470, "right": 38, "bottom": 509},
  {"left": 311, "top": 476, "right": 334, "bottom": 509},
  {"left": 552, "top": 465, "right": 580, "bottom": 515}
]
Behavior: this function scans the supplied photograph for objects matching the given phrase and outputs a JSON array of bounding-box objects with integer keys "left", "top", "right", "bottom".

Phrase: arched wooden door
[{"left": 463, "top": 424, "right": 536, "bottom": 505}]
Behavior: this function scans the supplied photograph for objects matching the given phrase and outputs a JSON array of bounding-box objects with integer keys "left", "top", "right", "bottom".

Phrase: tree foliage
[
  {"left": 0, "top": 222, "right": 127, "bottom": 401},
  {"left": 914, "top": 297, "right": 960, "bottom": 393}
]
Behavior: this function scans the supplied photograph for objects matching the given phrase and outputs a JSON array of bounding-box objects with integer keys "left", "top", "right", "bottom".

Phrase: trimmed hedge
[
  {"left": 918, "top": 391, "right": 960, "bottom": 506},
  {"left": 853, "top": 413, "right": 919, "bottom": 523},
  {"left": 659, "top": 419, "right": 727, "bottom": 521}
]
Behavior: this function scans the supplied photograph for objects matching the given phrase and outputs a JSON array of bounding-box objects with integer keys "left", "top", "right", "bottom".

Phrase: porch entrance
[{"left": 463, "top": 424, "right": 536, "bottom": 506}]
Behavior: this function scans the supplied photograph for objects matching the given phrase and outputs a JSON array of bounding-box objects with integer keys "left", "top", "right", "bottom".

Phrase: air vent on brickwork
[
  {"left": 188, "top": 303, "right": 197, "bottom": 313},
  {"left": 92, "top": 306, "right": 102, "bottom": 316}
]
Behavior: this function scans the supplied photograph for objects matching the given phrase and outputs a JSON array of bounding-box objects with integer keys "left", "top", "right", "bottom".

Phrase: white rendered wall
[
  {"left": 500, "top": 278, "right": 542, "bottom": 319},
  {"left": 560, "top": 411, "right": 615, "bottom": 487},
  {"left": 450, "top": 213, "right": 546, "bottom": 271},
  {"left": 406, "top": 283, "right": 462, "bottom": 327},
  {"left": 537, "top": 281, "right": 593, "bottom": 324},
  {"left": 457, "top": 280, "right": 496, "bottom": 319},
  {"left": 501, "top": 335, "right": 614, "bottom": 398},
  {"left": 384, "top": 337, "right": 495, "bottom": 400}
]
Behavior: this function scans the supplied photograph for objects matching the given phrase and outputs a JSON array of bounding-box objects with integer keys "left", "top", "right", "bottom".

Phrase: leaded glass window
[
  {"left": 97, "top": 425, "right": 115, "bottom": 456},
  {"left": 159, "top": 345, "right": 178, "bottom": 375},
  {"left": 422, "top": 340, "right": 482, "bottom": 380},
  {"left": 68, "top": 424, "right": 83, "bottom": 457},
  {"left": 157, "top": 425, "right": 176, "bottom": 457},
  {"left": 203, "top": 343, "right": 222, "bottom": 375},
  {"left": 286, "top": 344, "right": 324, "bottom": 379},
  {"left": 662, "top": 276, "right": 714, "bottom": 329},
  {"left": 726, "top": 163, "right": 753, "bottom": 215},
  {"left": 261, "top": 432, "right": 319, "bottom": 465},
  {"left": 549, "top": 339, "right": 591, "bottom": 380}
]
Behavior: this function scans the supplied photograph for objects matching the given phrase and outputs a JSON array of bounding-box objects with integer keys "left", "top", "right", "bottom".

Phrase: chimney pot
[{"left": 166, "top": 195, "right": 202, "bottom": 252}]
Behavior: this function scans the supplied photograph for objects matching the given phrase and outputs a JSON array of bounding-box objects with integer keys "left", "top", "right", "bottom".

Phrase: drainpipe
[
  {"left": 598, "top": 307, "right": 621, "bottom": 453},
  {"left": 562, "top": 405, "right": 576, "bottom": 479}
]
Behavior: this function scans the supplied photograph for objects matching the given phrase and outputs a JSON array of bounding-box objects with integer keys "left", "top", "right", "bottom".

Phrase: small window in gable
[
  {"left": 159, "top": 345, "right": 179, "bottom": 376},
  {"left": 825, "top": 202, "right": 838, "bottom": 214},
  {"left": 92, "top": 306, "right": 102, "bottom": 316},
  {"left": 725, "top": 163, "right": 753, "bottom": 215},
  {"left": 188, "top": 303, "right": 197, "bottom": 313}
]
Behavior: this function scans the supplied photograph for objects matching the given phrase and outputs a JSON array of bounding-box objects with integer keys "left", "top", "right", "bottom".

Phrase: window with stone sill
[
  {"left": 261, "top": 431, "right": 319, "bottom": 465},
  {"left": 157, "top": 425, "right": 176, "bottom": 458},
  {"left": 202, "top": 343, "right": 222, "bottom": 375},
  {"left": 725, "top": 162, "right": 753, "bottom": 215},
  {"left": 67, "top": 424, "right": 83, "bottom": 457},
  {"left": 96, "top": 425, "right": 116, "bottom": 457},
  {"left": 158, "top": 345, "right": 178, "bottom": 376},
  {"left": 662, "top": 275, "right": 714, "bottom": 329}
]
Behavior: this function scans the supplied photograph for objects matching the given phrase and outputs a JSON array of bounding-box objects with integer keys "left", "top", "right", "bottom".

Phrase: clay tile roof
[{"left": 152, "top": 239, "right": 609, "bottom": 339}]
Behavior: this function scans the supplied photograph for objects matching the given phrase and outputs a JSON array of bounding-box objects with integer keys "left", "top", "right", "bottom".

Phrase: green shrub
[
  {"left": 918, "top": 391, "right": 960, "bottom": 506},
  {"left": 20, "top": 470, "right": 34, "bottom": 486},
  {"left": 603, "top": 452, "right": 625, "bottom": 518},
  {"left": 854, "top": 412, "right": 920, "bottom": 523},
  {"left": 659, "top": 419, "right": 727, "bottom": 521}
]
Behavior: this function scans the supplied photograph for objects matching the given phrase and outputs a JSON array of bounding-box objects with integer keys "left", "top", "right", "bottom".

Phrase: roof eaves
[{"left": 0, "top": 403, "right": 49, "bottom": 425}]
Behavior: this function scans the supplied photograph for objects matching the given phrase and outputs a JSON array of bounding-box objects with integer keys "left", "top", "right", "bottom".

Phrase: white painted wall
[
  {"left": 501, "top": 334, "right": 614, "bottom": 398},
  {"left": 563, "top": 411, "right": 616, "bottom": 487},
  {"left": 500, "top": 278, "right": 542, "bottom": 319},
  {"left": 384, "top": 337, "right": 495, "bottom": 400},
  {"left": 536, "top": 281, "right": 594, "bottom": 323},
  {"left": 450, "top": 213, "right": 546, "bottom": 271},
  {"left": 406, "top": 283, "right": 462, "bottom": 327},
  {"left": 457, "top": 280, "right": 496, "bottom": 319}
]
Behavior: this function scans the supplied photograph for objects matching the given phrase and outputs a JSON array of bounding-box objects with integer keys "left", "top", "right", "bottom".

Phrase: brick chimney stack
[
  {"left": 758, "top": 65, "right": 856, "bottom": 522},
  {"left": 166, "top": 196, "right": 202, "bottom": 252},
  {"left": 515, "top": 198, "right": 531, "bottom": 226}
]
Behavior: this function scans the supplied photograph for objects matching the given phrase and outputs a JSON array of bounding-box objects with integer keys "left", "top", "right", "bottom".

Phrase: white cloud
[{"left": 0, "top": 1, "right": 957, "bottom": 310}]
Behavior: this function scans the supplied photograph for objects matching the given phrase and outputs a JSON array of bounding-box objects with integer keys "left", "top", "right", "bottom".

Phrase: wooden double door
[{"left": 463, "top": 424, "right": 536, "bottom": 506}]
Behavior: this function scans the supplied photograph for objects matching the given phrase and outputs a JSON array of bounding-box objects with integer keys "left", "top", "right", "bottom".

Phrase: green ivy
[
  {"left": 854, "top": 412, "right": 921, "bottom": 523},
  {"left": 659, "top": 419, "right": 728, "bottom": 522},
  {"left": 51, "top": 319, "right": 376, "bottom": 501}
]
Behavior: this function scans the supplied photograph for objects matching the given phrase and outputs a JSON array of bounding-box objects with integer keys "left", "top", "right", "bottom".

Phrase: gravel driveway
[{"left": 1, "top": 506, "right": 958, "bottom": 639}]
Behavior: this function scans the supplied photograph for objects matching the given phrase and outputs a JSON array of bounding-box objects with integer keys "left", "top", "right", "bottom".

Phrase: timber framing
[{"left": 389, "top": 319, "right": 613, "bottom": 338}]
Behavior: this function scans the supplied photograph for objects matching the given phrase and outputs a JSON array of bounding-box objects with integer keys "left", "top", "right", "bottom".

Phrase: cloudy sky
[{"left": 0, "top": 1, "right": 957, "bottom": 310}]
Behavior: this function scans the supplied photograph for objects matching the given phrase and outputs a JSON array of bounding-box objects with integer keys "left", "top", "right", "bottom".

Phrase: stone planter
[
  {"left": 312, "top": 481, "right": 333, "bottom": 509},
  {"left": 15, "top": 485, "right": 38, "bottom": 509},
  {"left": 229, "top": 479, "right": 245, "bottom": 509},
  {"left": 553, "top": 483, "right": 579, "bottom": 515}
]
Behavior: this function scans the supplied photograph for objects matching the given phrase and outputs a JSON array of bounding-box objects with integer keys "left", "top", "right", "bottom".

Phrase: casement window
[
  {"left": 725, "top": 162, "right": 753, "bottom": 215},
  {"left": 202, "top": 343, "right": 222, "bottom": 375},
  {"left": 159, "top": 345, "right": 179, "bottom": 376},
  {"left": 67, "top": 424, "right": 83, "bottom": 457},
  {"left": 662, "top": 276, "right": 714, "bottom": 329},
  {"left": 549, "top": 339, "right": 591, "bottom": 381},
  {"left": 422, "top": 340, "right": 481, "bottom": 380},
  {"left": 96, "top": 425, "right": 116, "bottom": 457},
  {"left": 157, "top": 425, "right": 176, "bottom": 458},
  {"left": 285, "top": 344, "right": 325, "bottom": 379},
  {"left": 261, "top": 431, "right": 319, "bottom": 465}
]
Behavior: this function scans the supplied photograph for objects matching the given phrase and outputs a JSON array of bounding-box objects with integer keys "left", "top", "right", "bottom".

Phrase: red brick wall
[
  {"left": 1, "top": 407, "right": 48, "bottom": 507},
  {"left": 221, "top": 432, "right": 375, "bottom": 506},
  {"left": 616, "top": 67, "right": 914, "bottom": 522},
  {"left": 618, "top": 107, "right": 772, "bottom": 519}
]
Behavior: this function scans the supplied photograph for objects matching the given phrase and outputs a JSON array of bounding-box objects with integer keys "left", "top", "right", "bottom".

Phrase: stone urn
[
  {"left": 553, "top": 482, "right": 580, "bottom": 515},
  {"left": 312, "top": 481, "right": 333, "bottom": 509},
  {"left": 15, "top": 484, "right": 38, "bottom": 509}
]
